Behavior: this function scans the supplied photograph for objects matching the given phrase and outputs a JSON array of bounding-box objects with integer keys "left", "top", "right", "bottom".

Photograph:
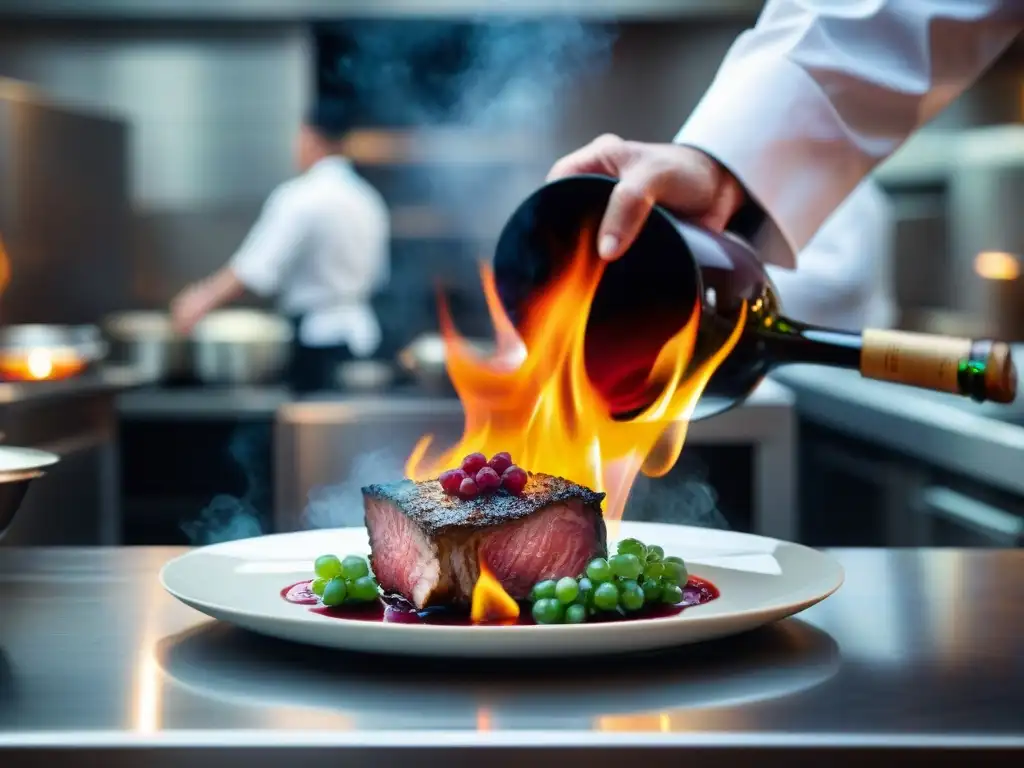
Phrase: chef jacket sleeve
[
  {"left": 229, "top": 182, "right": 311, "bottom": 297},
  {"left": 675, "top": 0, "right": 1023, "bottom": 269},
  {"left": 767, "top": 180, "right": 893, "bottom": 327}
]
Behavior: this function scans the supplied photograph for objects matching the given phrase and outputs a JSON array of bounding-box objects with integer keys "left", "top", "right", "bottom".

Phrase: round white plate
[{"left": 160, "top": 522, "right": 844, "bottom": 658}]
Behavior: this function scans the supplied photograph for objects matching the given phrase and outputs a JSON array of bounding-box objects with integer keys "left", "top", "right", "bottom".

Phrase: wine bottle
[{"left": 493, "top": 174, "right": 1017, "bottom": 419}]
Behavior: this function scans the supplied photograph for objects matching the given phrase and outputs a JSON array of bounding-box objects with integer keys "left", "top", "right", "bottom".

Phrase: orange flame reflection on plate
[{"left": 406, "top": 230, "right": 747, "bottom": 524}]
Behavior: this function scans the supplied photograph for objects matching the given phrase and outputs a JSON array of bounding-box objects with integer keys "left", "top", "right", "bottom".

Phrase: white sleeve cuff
[
  {"left": 675, "top": 52, "right": 872, "bottom": 270},
  {"left": 229, "top": 255, "right": 279, "bottom": 298}
]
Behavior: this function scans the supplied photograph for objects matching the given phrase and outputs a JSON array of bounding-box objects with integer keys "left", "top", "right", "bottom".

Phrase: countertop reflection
[{"left": 0, "top": 547, "right": 1021, "bottom": 762}]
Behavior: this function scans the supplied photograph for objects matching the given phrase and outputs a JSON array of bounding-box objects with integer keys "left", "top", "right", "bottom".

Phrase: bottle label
[{"left": 860, "top": 329, "right": 970, "bottom": 394}]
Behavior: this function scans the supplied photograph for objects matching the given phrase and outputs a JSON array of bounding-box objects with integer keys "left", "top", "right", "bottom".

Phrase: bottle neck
[{"left": 756, "top": 316, "right": 863, "bottom": 370}]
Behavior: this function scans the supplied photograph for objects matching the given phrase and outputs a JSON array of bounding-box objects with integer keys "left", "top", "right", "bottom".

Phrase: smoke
[
  {"left": 181, "top": 426, "right": 269, "bottom": 546},
  {"left": 303, "top": 448, "right": 408, "bottom": 530},
  {"left": 625, "top": 459, "right": 732, "bottom": 530},
  {"left": 321, "top": 13, "right": 617, "bottom": 252}
]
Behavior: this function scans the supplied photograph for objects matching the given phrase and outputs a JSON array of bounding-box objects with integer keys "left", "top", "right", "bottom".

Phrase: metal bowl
[
  {"left": 0, "top": 446, "right": 59, "bottom": 540},
  {"left": 191, "top": 309, "right": 292, "bottom": 385},
  {"left": 397, "top": 333, "right": 495, "bottom": 394},
  {"left": 103, "top": 311, "right": 190, "bottom": 382}
]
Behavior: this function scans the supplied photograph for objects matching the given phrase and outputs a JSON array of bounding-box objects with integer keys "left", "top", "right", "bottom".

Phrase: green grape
[
  {"left": 341, "top": 555, "right": 370, "bottom": 580},
  {"left": 565, "top": 603, "right": 587, "bottom": 624},
  {"left": 616, "top": 538, "right": 647, "bottom": 560},
  {"left": 664, "top": 555, "right": 685, "bottom": 565},
  {"left": 646, "top": 545, "right": 664, "bottom": 562},
  {"left": 643, "top": 561, "right": 665, "bottom": 581},
  {"left": 641, "top": 578, "right": 663, "bottom": 603},
  {"left": 321, "top": 577, "right": 347, "bottom": 606},
  {"left": 592, "top": 581, "right": 620, "bottom": 611},
  {"left": 609, "top": 553, "right": 643, "bottom": 580},
  {"left": 555, "top": 577, "right": 580, "bottom": 605},
  {"left": 620, "top": 579, "right": 645, "bottom": 611},
  {"left": 662, "top": 560, "right": 689, "bottom": 587},
  {"left": 532, "top": 598, "right": 564, "bottom": 625},
  {"left": 575, "top": 577, "right": 594, "bottom": 606},
  {"left": 348, "top": 575, "right": 379, "bottom": 603},
  {"left": 530, "top": 579, "right": 558, "bottom": 602},
  {"left": 310, "top": 577, "right": 328, "bottom": 596},
  {"left": 314, "top": 554, "right": 343, "bottom": 580},
  {"left": 662, "top": 583, "right": 684, "bottom": 605},
  {"left": 585, "top": 557, "right": 613, "bottom": 583}
]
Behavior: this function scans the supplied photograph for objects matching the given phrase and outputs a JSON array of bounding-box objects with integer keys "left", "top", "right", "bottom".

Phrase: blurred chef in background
[
  {"left": 767, "top": 180, "right": 895, "bottom": 331},
  {"left": 171, "top": 100, "right": 390, "bottom": 393}
]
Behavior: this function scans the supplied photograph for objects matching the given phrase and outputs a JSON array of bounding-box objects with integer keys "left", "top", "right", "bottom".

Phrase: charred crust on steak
[{"left": 362, "top": 471, "right": 605, "bottom": 536}]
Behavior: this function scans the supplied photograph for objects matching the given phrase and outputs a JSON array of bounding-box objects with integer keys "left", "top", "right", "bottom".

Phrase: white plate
[{"left": 160, "top": 522, "right": 844, "bottom": 658}]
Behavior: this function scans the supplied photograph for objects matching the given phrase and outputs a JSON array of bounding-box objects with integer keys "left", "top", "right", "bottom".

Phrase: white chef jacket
[
  {"left": 676, "top": 0, "right": 1023, "bottom": 270},
  {"left": 767, "top": 179, "right": 895, "bottom": 331},
  {"left": 230, "top": 156, "right": 390, "bottom": 355}
]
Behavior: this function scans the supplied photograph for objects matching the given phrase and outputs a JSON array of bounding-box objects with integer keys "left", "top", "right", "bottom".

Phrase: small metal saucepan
[
  {"left": 103, "top": 311, "right": 190, "bottom": 382},
  {"left": 191, "top": 309, "right": 293, "bottom": 385},
  {"left": 0, "top": 446, "right": 60, "bottom": 540},
  {"left": 0, "top": 324, "right": 106, "bottom": 381},
  {"left": 397, "top": 333, "right": 496, "bottom": 394}
]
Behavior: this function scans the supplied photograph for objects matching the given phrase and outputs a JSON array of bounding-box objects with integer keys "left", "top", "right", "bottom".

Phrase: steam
[
  {"left": 303, "top": 449, "right": 407, "bottom": 530},
  {"left": 181, "top": 426, "right": 268, "bottom": 546},
  {"left": 324, "top": 14, "right": 616, "bottom": 247}
]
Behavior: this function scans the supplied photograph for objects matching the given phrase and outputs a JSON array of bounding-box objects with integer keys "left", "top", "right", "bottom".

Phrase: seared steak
[{"left": 363, "top": 472, "right": 606, "bottom": 610}]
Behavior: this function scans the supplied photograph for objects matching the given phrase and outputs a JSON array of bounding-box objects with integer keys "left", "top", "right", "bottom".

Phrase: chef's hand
[
  {"left": 170, "top": 268, "right": 247, "bottom": 336},
  {"left": 547, "top": 135, "right": 746, "bottom": 261},
  {"left": 170, "top": 281, "right": 214, "bottom": 336}
]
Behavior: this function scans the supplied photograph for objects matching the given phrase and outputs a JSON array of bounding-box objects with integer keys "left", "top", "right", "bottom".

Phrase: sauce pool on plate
[{"left": 281, "top": 577, "right": 719, "bottom": 625}]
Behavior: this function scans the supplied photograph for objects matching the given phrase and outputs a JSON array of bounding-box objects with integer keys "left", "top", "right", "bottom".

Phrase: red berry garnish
[
  {"left": 501, "top": 465, "right": 528, "bottom": 496},
  {"left": 461, "top": 452, "right": 487, "bottom": 475},
  {"left": 488, "top": 451, "right": 513, "bottom": 475},
  {"left": 439, "top": 468, "right": 467, "bottom": 494},
  {"left": 475, "top": 466, "right": 501, "bottom": 492},
  {"left": 458, "top": 476, "right": 479, "bottom": 499}
]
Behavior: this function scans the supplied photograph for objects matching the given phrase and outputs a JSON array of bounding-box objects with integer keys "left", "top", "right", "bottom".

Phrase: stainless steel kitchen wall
[
  {"left": 0, "top": 79, "right": 131, "bottom": 324},
  {"left": 0, "top": 21, "right": 310, "bottom": 309}
]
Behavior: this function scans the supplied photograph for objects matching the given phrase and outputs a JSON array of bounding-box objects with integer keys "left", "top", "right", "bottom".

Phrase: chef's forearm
[
  {"left": 676, "top": 0, "right": 1022, "bottom": 265},
  {"left": 199, "top": 267, "right": 246, "bottom": 313}
]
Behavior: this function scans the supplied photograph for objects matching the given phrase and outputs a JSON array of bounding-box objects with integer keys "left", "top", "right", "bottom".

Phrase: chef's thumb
[{"left": 597, "top": 179, "right": 654, "bottom": 261}]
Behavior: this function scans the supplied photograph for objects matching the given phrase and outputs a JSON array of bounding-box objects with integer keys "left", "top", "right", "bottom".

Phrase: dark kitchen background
[{"left": 0, "top": 1, "right": 1023, "bottom": 552}]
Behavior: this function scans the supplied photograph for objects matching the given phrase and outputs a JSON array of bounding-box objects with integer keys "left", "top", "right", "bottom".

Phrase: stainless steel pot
[
  {"left": 191, "top": 309, "right": 292, "bottom": 385},
  {"left": 0, "top": 446, "right": 59, "bottom": 540},
  {"left": 397, "top": 333, "right": 495, "bottom": 394},
  {"left": 103, "top": 311, "right": 189, "bottom": 382}
]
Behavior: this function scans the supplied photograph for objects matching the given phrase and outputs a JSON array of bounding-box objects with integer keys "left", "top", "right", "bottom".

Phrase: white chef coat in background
[
  {"left": 767, "top": 179, "right": 895, "bottom": 331},
  {"left": 230, "top": 156, "right": 390, "bottom": 356},
  {"left": 676, "top": 0, "right": 1023, "bottom": 269}
]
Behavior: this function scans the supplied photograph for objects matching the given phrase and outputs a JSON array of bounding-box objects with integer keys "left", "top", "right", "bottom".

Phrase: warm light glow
[
  {"left": 974, "top": 250, "right": 1020, "bottom": 281},
  {"left": 405, "top": 228, "right": 748, "bottom": 523},
  {"left": 0, "top": 233, "right": 10, "bottom": 295},
  {"left": 26, "top": 349, "right": 53, "bottom": 379},
  {"left": 471, "top": 557, "right": 520, "bottom": 625},
  {"left": 0, "top": 349, "right": 86, "bottom": 381}
]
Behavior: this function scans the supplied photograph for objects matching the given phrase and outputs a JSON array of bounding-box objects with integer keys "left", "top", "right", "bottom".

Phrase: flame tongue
[
  {"left": 471, "top": 557, "right": 520, "bottom": 625},
  {"left": 406, "top": 228, "right": 747, "bottom": 522}
]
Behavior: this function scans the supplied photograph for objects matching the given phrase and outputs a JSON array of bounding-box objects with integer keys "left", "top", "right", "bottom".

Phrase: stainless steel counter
[
  {"left": 772, "top": 367, "right": 1024, "bottom": 496},
  {"left": 0, "top": 547, "right": 1020, "bottom": 766}
]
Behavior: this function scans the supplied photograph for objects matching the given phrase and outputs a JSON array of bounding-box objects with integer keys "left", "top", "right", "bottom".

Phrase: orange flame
[
  {"left": 470, "top": 557, "right": 520, "bottom": 625},
  {"left": 0, "top": 232, "right": 10, "bottom": 296},
  {"left": 406, "top": 230, "right": 747, "bottom": 523}
]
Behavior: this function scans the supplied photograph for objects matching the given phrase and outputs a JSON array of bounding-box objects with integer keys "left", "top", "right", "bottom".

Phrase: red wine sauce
[{"left": 281, "top": 577, "right": 719, "bottom": 625}]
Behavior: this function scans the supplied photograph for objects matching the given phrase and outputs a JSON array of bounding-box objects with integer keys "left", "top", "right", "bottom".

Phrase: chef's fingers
[
  {"left": 546, "top": 133, "right": 624, "bottom": 182},
  {"left": 597, "top": 177, "right": 655, "bottom": 261},
  {"left": 698, "top": 169, "right": 745, "bottom": 233}
]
